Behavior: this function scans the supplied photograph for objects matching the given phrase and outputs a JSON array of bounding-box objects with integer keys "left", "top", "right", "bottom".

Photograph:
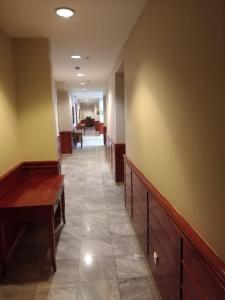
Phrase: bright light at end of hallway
[
  {"left": 84, "top": 254, "right": 93, "bottom": 266},
  {"left": 55, "top": 7, "right": 75, "bottom": 18}
]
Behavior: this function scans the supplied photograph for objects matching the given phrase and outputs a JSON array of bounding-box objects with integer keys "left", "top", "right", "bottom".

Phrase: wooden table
[
  {"left": 77, "top": 124, "right": 86, "bottom": 135},
  {"left": 0, "top": 174, "right": 65, "bottom": 275},
  {"left": 73, "top": 131, "right": 83, "bottom": 149}
]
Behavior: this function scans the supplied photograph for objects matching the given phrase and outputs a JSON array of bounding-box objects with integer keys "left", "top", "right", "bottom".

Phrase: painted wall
[
  {"left": 57, "top": 90, "right": 73, "bottom": 131},
  {"left": 80, "top": 103, "right": 99, "bottom": 120},
  {"left": 107, "top": 54, "right": 126, "bottom": 143},
  {"left": 13, "top": 38, "right": 58, "bottom": 161},
  {"left": 0, "top": 29, "right": 21, "bottom": 175},
  {"left": 108, "top": 0, "right": 225, "bottom": 260},
  {"left": 106, "top": 75, "right": 117, "bottom": 142},
  {"left": 115, "top": 73, "right": 125, "bottom": 143},
  {"left": 52, "top": 82, "right": 59, "bottom": 135}
]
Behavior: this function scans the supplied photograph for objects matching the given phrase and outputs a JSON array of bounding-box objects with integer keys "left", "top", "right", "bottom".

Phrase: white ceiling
[{"left": 0, "top": 0, "right": 146, "bottom": 100}]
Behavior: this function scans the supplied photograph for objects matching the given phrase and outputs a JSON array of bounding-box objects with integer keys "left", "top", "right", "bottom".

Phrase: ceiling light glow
[
  {"left": 77, "top": 73, "right": 84, "bottom": 77},
  {"left": 55, "top": 7, "right": 75, "bottom": 18},
  {"left": 71, "top": 55, "right": 81, "bottom": 59}
]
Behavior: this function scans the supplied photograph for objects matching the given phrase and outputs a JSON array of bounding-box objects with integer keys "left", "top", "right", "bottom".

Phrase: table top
[{"left": 0, "top": 175, "right": 64, "bottom": 208}]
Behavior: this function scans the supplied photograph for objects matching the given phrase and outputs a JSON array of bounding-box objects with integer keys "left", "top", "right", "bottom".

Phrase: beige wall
[
  {"left": 115, "top": 73, "right": 125, "bottom": 143},
  {"left": 106, "top": 75, "right": 117, "bottom": 142},
  {"left": 0, "top": 29, "right": 21, "bottom": 175},
  {"left": 107, "top": 0, "right": 225, "bottom": 260},
  {"left": 80, "top": 103, "right": 99, "bottom": 120},
  {"left": 13, "top": 38, "right": 58, "bottom": 161},
  {"left": 107, "top": 53, "right": 126, "bottom": 143},
  {"left": 57, "top": 90, "right": 73, "bottom": 131}
]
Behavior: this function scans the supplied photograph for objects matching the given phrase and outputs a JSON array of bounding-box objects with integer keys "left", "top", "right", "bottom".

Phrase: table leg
[
  {"left": 0, "top": 223, "right": 6, "bottom": 275},
  {"left": 47, "top": 215, "right": 56, "bottom": 272},
  {"left": 61, "top": 189, "right": 66, "bottom": 224}
]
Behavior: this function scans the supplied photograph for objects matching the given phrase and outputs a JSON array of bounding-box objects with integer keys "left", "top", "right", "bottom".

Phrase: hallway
[{"left": 0, "top": 140, "right": 160, "bottom": 300}]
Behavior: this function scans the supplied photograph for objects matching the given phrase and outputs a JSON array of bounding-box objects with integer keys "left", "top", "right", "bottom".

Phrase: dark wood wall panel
[
  {"left": 105, "top": 135, "right": 125, "bottom": 182},
  {"left": 60, "top": 131, "right": 73, "bottom": 154},
  {"left": 182, "top": 265, "right": 207, "bottom": 300},
  {"left": 148, "top": 226, "right": 180, "bottom": 300},
  {"left": 124, "top": 155, "right": 225, "bottom": 300},
  {"left": 115, "top": 144, "right": 126, "bottom": 182},
  {"left": 132, "top": 172, "right": 148, "bottom": 254},
  {"left": 125, "top": 184, "right": 132, "bottom": 217},
  {"left": 182, "top": 239, "right": 225, "bottom": 300}
]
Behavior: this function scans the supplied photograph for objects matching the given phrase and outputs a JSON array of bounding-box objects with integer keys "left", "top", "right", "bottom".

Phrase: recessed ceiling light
[
  {"left": 77, "top": 73, "right": 84, "bottom": 77},
  {"left": 71, "top": 55, "right": 81, "bottom": 59},
  {"left": 80, "top": 82, "right": 86, "bottom": 85},
  {"left": 55, "top": 7, "right": 75, "bottom": 18},
  {"left": 82, "top": 89, "right": 87, "bottom": 91}
]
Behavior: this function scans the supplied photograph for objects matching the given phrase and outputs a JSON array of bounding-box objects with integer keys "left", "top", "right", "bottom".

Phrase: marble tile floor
[{"left": 0, "top": 139, "right": 161, "bottom": 299}]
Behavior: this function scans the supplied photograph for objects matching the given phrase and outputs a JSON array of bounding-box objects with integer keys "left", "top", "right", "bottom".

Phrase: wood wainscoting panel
[
  {"left": 115, "top": 144, "right": 126, "bottom": 182},
  {"left": 103, "top": 126, "right": 107, "bottom": 146},
  {"left": 124, "top": 155, "right": 225, "bottom": 300},
  {"left": 132, "top": 172, "right": 148, "bottom": 254},
  {"left": 148, "top": 195, "right": 181, "bottom": 300},
  {"left": 182, "top": 238, "right": 225, "bottom": 300},
  {"left": 59, "top": 131, "right": 73, "bottom": 154},
  {"left": 124, "top": 162, "right": 132, "bottom": 216},
  {"left": 105, "top": 135, "right": 125, "bottom": 182}
]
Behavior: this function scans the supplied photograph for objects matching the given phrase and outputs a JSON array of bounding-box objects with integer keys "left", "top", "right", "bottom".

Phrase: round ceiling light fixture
[{"left": 55, "top": 7, "right": 75, "bottom": 18}]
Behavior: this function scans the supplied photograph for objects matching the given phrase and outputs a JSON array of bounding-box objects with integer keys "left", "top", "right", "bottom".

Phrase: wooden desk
[{"left": 0, "top": 174, "right": 65, "bottom": 275}]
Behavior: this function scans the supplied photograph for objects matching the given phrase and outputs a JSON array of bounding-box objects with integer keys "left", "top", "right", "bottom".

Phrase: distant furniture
[
  {"left": 85, "top": 117, "right": 94, "bottom": 127},
  {"left": 94, "top": 121, "right": 100, "bottom": 131},
  {"left": 76, "top": 123, "right": 86, "bottom": 134},
  {"left": 73, "top": 131, "right": 83, "bottom": 148}
]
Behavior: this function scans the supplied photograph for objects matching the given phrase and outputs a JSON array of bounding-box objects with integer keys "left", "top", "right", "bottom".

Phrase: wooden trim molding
[{"left": 124, "top": 155, "right": 225, "bottom": 299}]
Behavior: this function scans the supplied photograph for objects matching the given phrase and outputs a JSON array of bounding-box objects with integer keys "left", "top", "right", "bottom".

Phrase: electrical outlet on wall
[{"left": 153, "top": 251, "right": 159, "bottom": 266}]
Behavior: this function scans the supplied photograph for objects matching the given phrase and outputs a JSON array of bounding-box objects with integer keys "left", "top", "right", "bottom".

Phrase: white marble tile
[
  {"left": 115, "top": 255, "right": 149, "bottom": 279},
  {"left": 80, "top": 239, "right": 113, "bottom": 257},
  {"left": 112, "top": 237, "right": 142, "bottom": 255},
  {"left": 33, "top": 283, "right": 77, "bottom": 300},
  {"left": 79, "top": 255, "right": 116, "bottom": 281},
  {"left": 77, "top": 280, "right": 120, "bottom": 300},
  {"left": 110, "top": 223, "right": 135, "bottom": 238},
  {"left": 119, "top": 277, "right": 161, "bottom": 300}
]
